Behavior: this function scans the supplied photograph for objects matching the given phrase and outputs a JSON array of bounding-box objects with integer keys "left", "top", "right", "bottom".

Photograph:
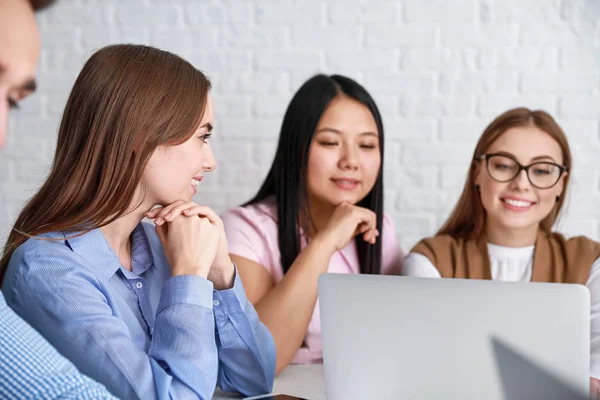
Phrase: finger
[
  {"left": 352, "top": 204, "right": 377, "bottom": 219},
  {"left": 161, "top": 202, "right": 203, "bottom": 222},
  {"left": 182, "top": 205, "right": 221, "bottom": 225},
  {"left": 353, "top": 207, "right": 377, "bottom": 227},
  {"left": 150, "top": 200, "right": 186, "bottom": 224},
  {"left": 156, "top": 201, "right": 197, "bottom": 224},
  {"left": 145, "top": 207, "right": 164, "bottom": 219},
  {"left": 357, "top": 222, "right": 370, "bottom": 234},
  {"left": 370, "top": 230, "right": 377, "bottom": 244},
  {"left": 363, "top": 229, "right": 376, "bottom": 244}
]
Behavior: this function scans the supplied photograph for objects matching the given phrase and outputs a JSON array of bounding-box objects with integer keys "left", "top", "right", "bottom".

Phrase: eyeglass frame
[{"left": 475, "top": 153, "right": 568, "bottom": 189}]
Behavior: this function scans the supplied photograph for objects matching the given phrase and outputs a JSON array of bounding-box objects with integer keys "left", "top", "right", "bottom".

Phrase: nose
[
  {"left": 511, "top": 169, "right": 531, "bottom": 191},
  {"left": 339, "top": 142, "right": 359, "bottom": 170},
  {"left": 203, "top": 142, "right": 217, "bottom": 172}
]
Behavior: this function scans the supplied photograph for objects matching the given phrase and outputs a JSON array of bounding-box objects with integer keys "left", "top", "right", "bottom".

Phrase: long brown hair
[
  {"left": 0, "top": 44, "right": 211, "bottom": 282},
  {"left": 438, "top": 107, "right": 572, "bottom": 239}
]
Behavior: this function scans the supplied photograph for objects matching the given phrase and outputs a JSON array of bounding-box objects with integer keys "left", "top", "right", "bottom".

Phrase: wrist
[
  {"left": 209, "top": 262, "right": 235, "bottom": 290},
  {"left": 311, "top": 232, "right": 338, "bottom": 257},
  {"left": 172, "top": 262, "right": 210, "bottom": 278}
]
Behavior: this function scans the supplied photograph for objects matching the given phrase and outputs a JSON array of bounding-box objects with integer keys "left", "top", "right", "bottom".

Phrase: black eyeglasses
[{"left": 476, "top": 153, "right": 567, "bottom": 189}]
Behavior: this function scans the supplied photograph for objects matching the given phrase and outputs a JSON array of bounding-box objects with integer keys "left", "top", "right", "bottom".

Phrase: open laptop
[{"left": 318, "top": 273, "right": 590, "bottom": 400}]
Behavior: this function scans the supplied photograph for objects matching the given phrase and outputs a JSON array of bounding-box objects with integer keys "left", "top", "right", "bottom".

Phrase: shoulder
[
  {"left": 402, "top": 252, "right": 442, "bottom": 278},
  {"left": 222, "top": 198, "right": 279, "bottom": 234},
  {"left": 381, "top": 212, "right": 396, "bottom": 233},
  {"left": 222, "top": 197, "right": 277, "bottom": 221},
  {"left": 410, "top": 234, "right": 463, "bottom": 254},
  {"left": 380, "top": 213, "right": 404, "bottom": 272},
  {"left": 10, "top": 233, "right": 78, "bottom": 275},
  {"left": 381, "top": 212, "right": 397, "bottom": 248},
  {"left": 549, "top": 232, "right": 600, "bottom": 252},
  {"left": 4, "top": 234, "right": 103, "bottom": 306}
]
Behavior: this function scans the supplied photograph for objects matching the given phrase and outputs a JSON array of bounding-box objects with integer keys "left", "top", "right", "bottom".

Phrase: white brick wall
[{"left": 1, "top": 0, "right": 599, "bottom": 254}]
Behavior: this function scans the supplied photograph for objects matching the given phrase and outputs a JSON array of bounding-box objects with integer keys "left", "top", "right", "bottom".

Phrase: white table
[{"left": 212, "top": 364, "right": 325, "bottom": 400}]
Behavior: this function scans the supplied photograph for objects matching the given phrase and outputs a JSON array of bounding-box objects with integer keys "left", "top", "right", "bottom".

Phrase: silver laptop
[{"left": 318, "top": 273, "right": 590, "bottom": 400}]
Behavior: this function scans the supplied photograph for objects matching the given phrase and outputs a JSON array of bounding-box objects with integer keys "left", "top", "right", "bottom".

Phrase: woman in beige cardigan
[{"left": 402, "top": 107, "right": 600, "bottom": 398}]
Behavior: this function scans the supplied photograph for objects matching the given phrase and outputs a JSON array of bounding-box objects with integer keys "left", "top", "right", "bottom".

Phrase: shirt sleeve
[
  {"left": 222, "top": 207, "right": 269, "bottom": 268},
  {"left": 212, "top": 269, "right": 276, "bottom": 396},
  {"left": 381, "top": 213, "right": 404, "bottom": 275},
  {"left": 401, "top": 252, "right": 442, "bottom": 278},
  {"left": 4, "top": 247, "right": 220, "bottom": 400},
  {"left": 0, "top": 294, "right": 116, "bottom": 400},
  {"left": 586, "top": 257, "right": 600, "bottom": 379}
]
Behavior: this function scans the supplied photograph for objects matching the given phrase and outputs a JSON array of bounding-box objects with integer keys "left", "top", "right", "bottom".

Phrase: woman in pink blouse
[{"left": 222, "top": 74, "right": 404, "bottom": 373}]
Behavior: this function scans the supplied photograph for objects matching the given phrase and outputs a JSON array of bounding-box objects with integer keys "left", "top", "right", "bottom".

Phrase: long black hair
[{"left": 245, "top": 74, "right": 385, "bottom": 275}]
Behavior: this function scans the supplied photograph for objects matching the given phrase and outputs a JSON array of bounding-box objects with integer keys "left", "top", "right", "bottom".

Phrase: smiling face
[
  {"left": 475, "top": 125, "right": 567, "bottom": 237},
  {"left": 140, "top": 95, "right": 216, "bottom": 206},
  {"left": 306, "top": 95, "right": 382, "bottom": 209}
]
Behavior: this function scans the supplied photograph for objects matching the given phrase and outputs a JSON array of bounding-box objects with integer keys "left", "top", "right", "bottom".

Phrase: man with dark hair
[{"left": 0, "top": 1, "right": 115, "bottom": 397}]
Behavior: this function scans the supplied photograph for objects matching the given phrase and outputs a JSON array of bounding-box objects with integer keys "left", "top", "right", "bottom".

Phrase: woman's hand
[
  {"left": 315, "top": 202, "right": 379, "bottom": 252},
  {"left": 147, "top": 201, "right": 235, "bottom": 289}
]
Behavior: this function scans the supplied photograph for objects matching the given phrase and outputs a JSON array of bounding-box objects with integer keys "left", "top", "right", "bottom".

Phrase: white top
[{"left": 403, "top": 244, "right": 600, "bottom": 379}]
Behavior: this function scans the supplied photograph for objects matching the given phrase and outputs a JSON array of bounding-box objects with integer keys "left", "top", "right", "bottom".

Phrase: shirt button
[
  {"left": 136, "top": 282, "right": 143, "bottom": 289},
  {"left": 213, "top": 300, "right": 220, "bottom": 307}
]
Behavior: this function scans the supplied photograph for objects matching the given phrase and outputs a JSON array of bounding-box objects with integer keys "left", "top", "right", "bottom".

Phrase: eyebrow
[
  {"left": 493, "top": 151, "right": 559, "bottom": 164},
  {"left": 315, "top": 127, "right": 379, "bottom": 137},
  {"left": 198, "top": 122, "right": 213, "bottom": 132},
  {"left": 20, "top": 79, "right": 37, "bottom": 93},
  {"left": 0, "top": 63, "right": 37, "bottom": 94}
]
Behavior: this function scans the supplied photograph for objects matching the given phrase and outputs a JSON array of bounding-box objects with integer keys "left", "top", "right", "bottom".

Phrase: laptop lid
[{"left": 318, "top": 273, "right": 589, "bottom": 400}]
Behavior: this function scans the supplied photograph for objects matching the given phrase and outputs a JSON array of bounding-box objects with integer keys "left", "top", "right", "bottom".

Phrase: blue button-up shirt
[
  {"left": 0, "top": 293, "right": 116, "bottom": 399},
  {"left": 2, "top": 223, "right": 275, "bottom": 399}
]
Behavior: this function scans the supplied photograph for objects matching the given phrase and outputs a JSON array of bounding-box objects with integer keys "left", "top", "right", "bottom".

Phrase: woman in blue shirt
[{"left": 0, "top": 44, "right": 275, "bottom": 400}]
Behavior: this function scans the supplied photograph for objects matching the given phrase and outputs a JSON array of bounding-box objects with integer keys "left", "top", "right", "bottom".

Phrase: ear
[{"left": 555, "top": 171, "right": 567, "bottom": 197}]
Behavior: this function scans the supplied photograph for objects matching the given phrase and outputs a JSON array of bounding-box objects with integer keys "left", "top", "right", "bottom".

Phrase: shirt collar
[
  {"left": 65, "top": 223, "right": 155, "bottom": 280},
  {"left": 129, "top": 223, "right": 154, "bottom": 276}
]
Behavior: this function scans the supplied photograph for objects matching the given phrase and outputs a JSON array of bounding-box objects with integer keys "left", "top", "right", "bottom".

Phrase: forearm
[
  {"left": 214, "top": 273, "right": 276, "bottom": 396},
  {"left": 254, "top": 237, "right": 334, "bottom": 373}
]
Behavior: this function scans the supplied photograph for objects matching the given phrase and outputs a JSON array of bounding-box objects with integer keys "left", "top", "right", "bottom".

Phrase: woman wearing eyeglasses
[{"left": 402, "top": 107, "right": 600, "bottom": 397}]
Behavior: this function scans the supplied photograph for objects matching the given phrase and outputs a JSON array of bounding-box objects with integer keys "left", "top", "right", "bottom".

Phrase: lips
[
  {"left": 332, "top": 178, "right": 360, "bottom": 190},
  {"left": 500, "top": 196, "right": 536, "bottom": 211},
  {"left": 191, "top": 176, "right": 203, "bottom": 194}
]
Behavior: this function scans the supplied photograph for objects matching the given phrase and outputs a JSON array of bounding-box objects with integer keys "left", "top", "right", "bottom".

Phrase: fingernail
[
  {"left": 155, "top": 217, "right": 163, "bottom": 224},
  {"left": 164, "top": 213, "right": 172, "bottom": 220},
  {"left": 183, "top": 209, "right": 190, "bottom": 214}
]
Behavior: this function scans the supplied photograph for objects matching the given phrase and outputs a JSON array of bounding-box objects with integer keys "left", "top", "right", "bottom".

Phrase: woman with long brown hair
[
  {"left": 0, "top": 44, "right": 275, "bottom": 399},
  {"left": 402, "top": 107, "right": 600, "bottom": 397}
]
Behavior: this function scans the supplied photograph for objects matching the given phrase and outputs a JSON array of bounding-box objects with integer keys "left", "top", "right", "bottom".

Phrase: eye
[
  {"left": 199, "top": 133, "right": 212, "bottom": 143},
  {"left": 532, "top": 166, "right": 553, "bottom": 176},
  {"left": 493, "top": 162, "right": 514, "bottom": 171},
  {"left": 318, "top": 141, "right": 338, "bottom": 146},
  {"left": 8, "top": 98, "right": 19, "bottom": 110},
  {"left": 360, "top": 143, "right": 377, "bottom": 149}
]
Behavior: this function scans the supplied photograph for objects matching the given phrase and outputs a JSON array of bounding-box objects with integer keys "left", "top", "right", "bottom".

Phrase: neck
[
  {"left": 485, "top": 219, "right": 539, "bottom": 248},
  {"left": 99, "top": 197, "right": 154, "bottom": 270}
]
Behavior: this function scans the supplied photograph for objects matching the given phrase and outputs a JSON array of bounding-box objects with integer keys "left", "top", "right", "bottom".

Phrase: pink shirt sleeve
[
  {"left": 381, "top": 212, "right": 404, "bottom": 275},
  {"left": 221, "top": 205, "right": 278, "bottom": 278}
]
